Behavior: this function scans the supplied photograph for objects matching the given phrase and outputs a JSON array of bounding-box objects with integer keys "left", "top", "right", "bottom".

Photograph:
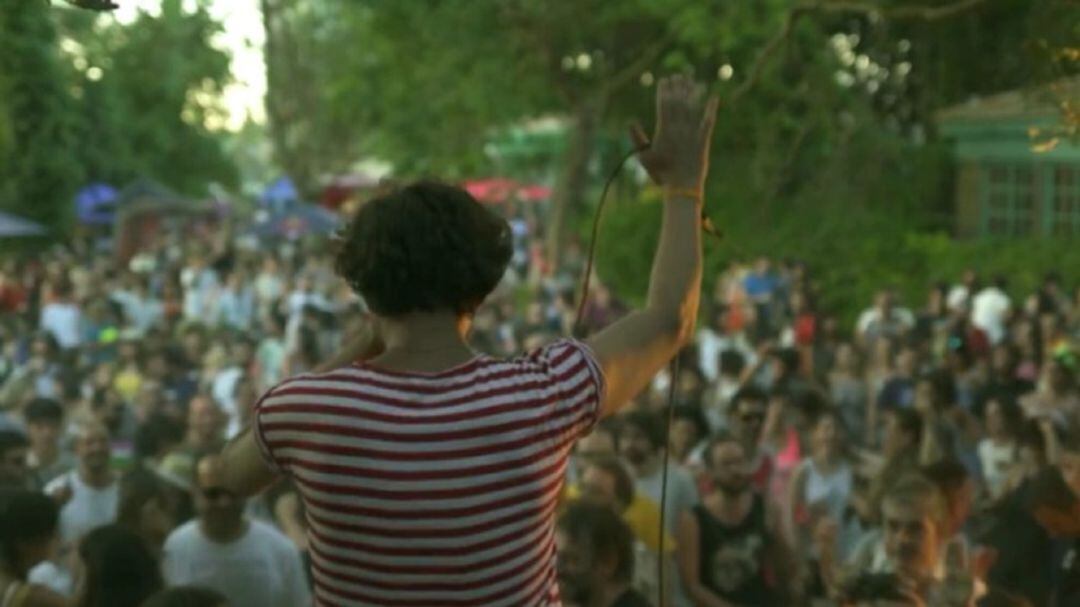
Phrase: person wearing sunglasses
[
  {"left": 726, "top": 387, "right": 773, "bottom": 494},
  {"left": 161, "top": 455, "right": 310, "bottom": 607}
]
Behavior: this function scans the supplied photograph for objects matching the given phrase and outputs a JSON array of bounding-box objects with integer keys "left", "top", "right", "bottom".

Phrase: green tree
[
  {"left": 0, "top": 0, "right": 84, "bottom": 231},
  {"left": 265, "top": 0, "right": 1075, "bottom": 292},
  {"left": 57, "top": 0, "right": 238, "bottom": 194}
]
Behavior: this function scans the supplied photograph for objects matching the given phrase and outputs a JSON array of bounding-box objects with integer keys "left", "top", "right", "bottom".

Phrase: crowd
[{"left": 1, "top": 196, "right": 1080, "bottom": 607}]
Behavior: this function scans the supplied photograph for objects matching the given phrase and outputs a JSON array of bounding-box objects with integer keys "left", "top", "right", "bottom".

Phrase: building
[{"left": 938, "top": 78, "right": 1079, "bottom": 237}]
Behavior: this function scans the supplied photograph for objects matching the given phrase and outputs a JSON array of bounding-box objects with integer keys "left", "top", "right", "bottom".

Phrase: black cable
[{"left": 573, "top": 145, "right": 646, "bottom": 336}]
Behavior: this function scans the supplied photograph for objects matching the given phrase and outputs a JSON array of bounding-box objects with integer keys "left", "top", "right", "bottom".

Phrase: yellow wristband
[{"left": 664, "top": 186, "right": 703, "bottom": 200}]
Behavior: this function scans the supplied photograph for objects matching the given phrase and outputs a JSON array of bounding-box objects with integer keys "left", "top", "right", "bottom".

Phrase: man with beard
[
  {"left": 557, "top": 501, "right": 652, "bottom": 607},
  {"left": 677, "top": 432, "right": 794, "bottom": 606},
  {"left": 30, "top": 421, "right": 118, "bottom": 596},
  {"left": 44, "top": 421, "right": 118, "bottom": 545},
  {"left": 841, "top": 474, "right": 1028, "bottom": 607},
  {"left": 725, "top": 387, "right": 772, "bottom": 493}
]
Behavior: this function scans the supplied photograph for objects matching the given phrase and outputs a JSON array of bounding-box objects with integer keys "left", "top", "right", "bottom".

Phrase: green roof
[{"left": 937, "top": 77, "right": 1080, "bottom": 162}]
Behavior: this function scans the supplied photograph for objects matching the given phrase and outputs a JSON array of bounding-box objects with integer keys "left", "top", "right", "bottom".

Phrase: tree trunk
[
  {"left": 545, "top": 97, "right": 604, "bottom": 272},
  {"left": 261, "top": 0, "right": 317, "bottom": 194}
]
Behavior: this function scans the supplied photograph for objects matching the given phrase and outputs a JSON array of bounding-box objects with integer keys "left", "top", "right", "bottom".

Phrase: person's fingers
[{"left": 628, "top": 122, "right": 651, "bottom": 151}]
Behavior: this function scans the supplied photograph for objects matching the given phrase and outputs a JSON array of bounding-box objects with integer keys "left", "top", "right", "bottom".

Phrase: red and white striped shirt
[{"left": 253, "top": 339, "right": 605, "bottom": 607}]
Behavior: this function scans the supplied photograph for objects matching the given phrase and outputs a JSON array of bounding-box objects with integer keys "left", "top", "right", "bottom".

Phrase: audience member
[
  {"left": 23, "top": 399, "right": 73, "bottom": 489},
  {"left": 677, "top": 432, "right": 794, "bottom": 606},
  {"left": 0, "top": 490, "right": 67, "bottom": 607},
  {"left": 162, "top": 456, "right": 309, "bottom": 607},
  {"left": 556, "top": 501, "right": 652, "bottom": 607},
  {"left": 116, "top": 469, "right": 176, "bottom": 556},
  {"left": 44, "top": 422, "right": 118, "bottom": 546},
  {"left": 0, "top": 430, "right": 30, "bottom": 490},
  {"left": 75, "top": 524, "right": 163, "bottom": 607}
]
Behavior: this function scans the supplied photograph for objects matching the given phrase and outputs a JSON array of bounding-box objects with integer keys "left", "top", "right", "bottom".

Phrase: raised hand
[{"left": 630, "top": 74, "right": 720, "bottom": 193}]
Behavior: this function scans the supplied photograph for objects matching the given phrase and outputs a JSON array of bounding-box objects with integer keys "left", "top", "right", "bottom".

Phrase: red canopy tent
[{"left": 462, "top": 179, "right": 552, "bottom": 203}]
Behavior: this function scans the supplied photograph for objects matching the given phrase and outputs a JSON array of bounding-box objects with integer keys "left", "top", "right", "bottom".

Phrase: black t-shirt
[
  {"left": 982, "top": 480, "right": 1055, "bottom": 605},
  {"left": 693, "top": 494, "right": 777, "bottom": 606},
  {"left": 610, "top": 588, "right": 653, "bottom": 607}
]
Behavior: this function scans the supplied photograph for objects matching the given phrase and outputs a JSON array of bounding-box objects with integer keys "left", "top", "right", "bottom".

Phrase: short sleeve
[
  {"left": 529, "top": 338, "right": 606, "bottom": 442},
  {"left": 252, "top": 386, "right": 285, "bottom": 474}
]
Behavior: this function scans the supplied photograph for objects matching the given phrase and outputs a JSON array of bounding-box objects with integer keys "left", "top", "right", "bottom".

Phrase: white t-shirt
[
  {"left": 978, "top": 439, "right": 1018, "bottom": 499},
  {"left": 39, "top": 302, "right": 82, "bottom": 349},
  {"left": 211, "top": 366, "right": 244, "bottom": 438},
  {"left": 163, "top": 519, "right": 311, "bottom": 607},
  {"left": 695, "top": 329, "right": 755, "bottom": 383},
  {"left": 27, "top": 558, "right": 75, "bottom": 597},
  {"left": 971, "top": 287, "right": 1011, "bottom": 344},
  {"left": 45, "top": 471, "right": 118, "bottom": 545},
  {"left": 636, "top": 464, "right": 700, "bottom": 607}
]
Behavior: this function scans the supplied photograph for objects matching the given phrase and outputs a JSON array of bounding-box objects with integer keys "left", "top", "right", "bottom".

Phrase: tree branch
[
  {"left": 603, "top": 34, "right": 674, "bottom": 96},
  {"left": 730, "top": 7, "right": 804, "bottom": 104},
  {"left": 730, "top": 0, "right": 988, "bottom": 104},
  {"left": 809, "top": 0, "right": 987, "bottom": 20}
]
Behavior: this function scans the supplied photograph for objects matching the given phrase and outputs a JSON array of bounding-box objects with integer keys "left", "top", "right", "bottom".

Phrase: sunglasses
[
  {"left": 201, "top": 487, "right": 236, "bottom": 501},
  {"left": 739, "top": 413, "right": 765, "bottom": 423}
]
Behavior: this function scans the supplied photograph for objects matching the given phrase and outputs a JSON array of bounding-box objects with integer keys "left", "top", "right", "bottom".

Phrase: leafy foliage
[
  {"left": 0, "top": 0, "right": 237, "bottom": 235},
  {"left": 0, "top": 1, "right": 84, "bottom": 230},
  {"left": 56, "top": 0, "right": 238, "bottom": 194}
]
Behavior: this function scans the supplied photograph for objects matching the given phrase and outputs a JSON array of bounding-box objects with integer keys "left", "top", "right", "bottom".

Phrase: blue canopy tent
[
  {"left": 253, "top": 202, "right": 341, "bottom": 240},
  {"left": 74, "top": 183, "right": 119, "bottom": 225},
  {"left": 260, "top": 177, "right": 300, "bottom": 215},
  {"left": 0, "top": 211, "right": 47, "bottom": 237}
]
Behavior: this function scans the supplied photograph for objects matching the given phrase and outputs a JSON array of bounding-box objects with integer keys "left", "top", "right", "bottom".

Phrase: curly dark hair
[{"left": 335, "top": 181, "right": 512, "bottom": 316}]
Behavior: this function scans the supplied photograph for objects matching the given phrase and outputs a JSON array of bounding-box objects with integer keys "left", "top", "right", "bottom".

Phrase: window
[
  {"left": 979, "top": 163, "right": 1080, "bottom": 237},
  {"left": 1050, "top": 165, "right": 1080, "bottom": 236},
  {"left": 982, "top": 163, "right": 1036, "bottom": 236}
]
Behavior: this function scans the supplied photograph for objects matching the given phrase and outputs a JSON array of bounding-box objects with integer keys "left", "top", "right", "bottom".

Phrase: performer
[{"left": 220, "top": 75, "right": 718, "bottom": 606}]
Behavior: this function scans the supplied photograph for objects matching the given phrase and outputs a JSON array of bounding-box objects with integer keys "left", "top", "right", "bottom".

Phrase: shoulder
[
  {"left": 43, "top": 471, "right": 73, "bottom": 493},
  {"left": 506, "top": 339, "right": 606, "bottom": 400},
  {"left": 515, "top": 339, "right": 601, "bottom": 373},
  {"left": 249, "top": 520, "right": 298, "bottom": 554},
  {"left": 252, "top": 367, "right": 348, "bottom": 414},
  {"left": 163, "top": 520, "right": 200, "bottom": 550}
]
